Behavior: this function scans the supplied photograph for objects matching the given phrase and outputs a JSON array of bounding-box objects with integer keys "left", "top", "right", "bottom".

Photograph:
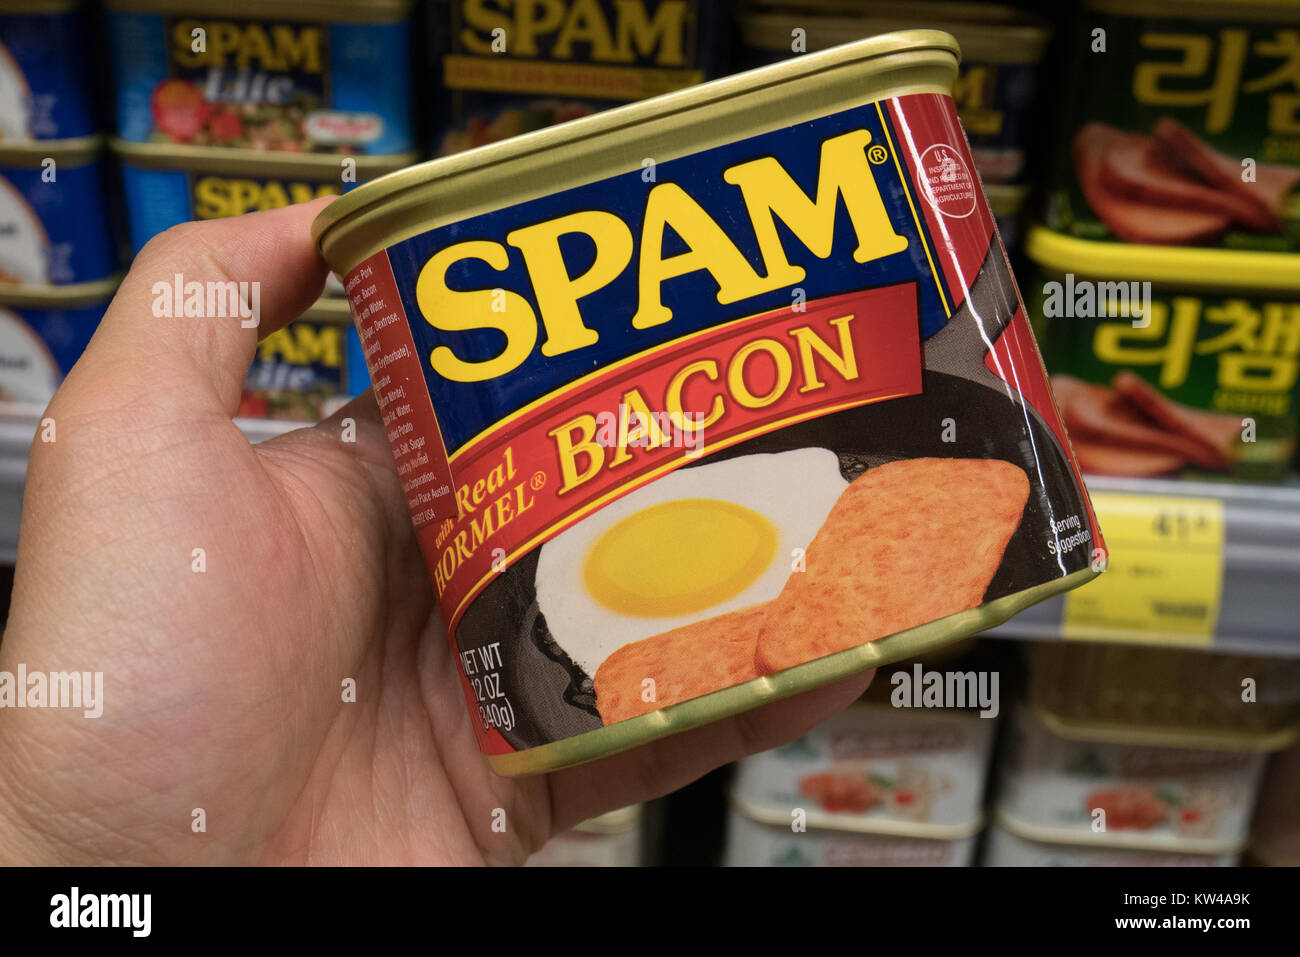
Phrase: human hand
[{"left": 0, "top": 199, "right": 872, "bottom": 865}]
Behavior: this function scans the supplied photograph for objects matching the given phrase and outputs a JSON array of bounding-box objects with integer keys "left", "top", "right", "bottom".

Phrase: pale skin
[{"left": 0, "top": 199, "right": 872, "bottom": 865}]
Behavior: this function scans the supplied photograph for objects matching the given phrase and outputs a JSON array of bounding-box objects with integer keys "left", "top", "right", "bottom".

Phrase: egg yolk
[{"left": 583, "top": 498, "right": 778, "bottom": 617}]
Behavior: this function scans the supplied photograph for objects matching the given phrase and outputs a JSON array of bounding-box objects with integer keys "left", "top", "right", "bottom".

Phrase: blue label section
[
  {"left": 120, "top": 164, "right": 191, "bottom": 254},
  {"left": 345, "top": 321, "right": 369, "bottom": 395},
  {"left": 0, "top": 10, "right": 98, "bottom": 139},
  {"left": 961, "top": 61, "right": 1038, "bottom": 153},
  {"left": 0, "top": 159, "right": 120, "bottom": 284},
  {"left": 0, "top": 296, "right": 107, "bottom": 403},
  {"left": 13, "top": 299, "right": 105, "bottom": 372},
  {"left": 107, "top": 12, "right": 412, "bottom": 154},
  {"left": 384, "top": 101, "right": 950, "bottom": 453}
]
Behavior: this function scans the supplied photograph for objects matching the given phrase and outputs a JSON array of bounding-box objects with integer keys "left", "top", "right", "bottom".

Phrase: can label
[
  {"left": 1048, "top": 7, "right": 1300, "bottom": 251},
  {"left": 996, "top": 708, "right": 1266, "bottom": 850},
  {"left": 733, "top": 705, "right": 995, "bottom": 834},
  {"left": 343, "top": 92, "right": 1100, "bottom": 759},
  {"left": 431, "top": 0, "right": 722, "bottom": 155},
  {"left": 0, "top": 9, "right": 98, "bottom": 141},
  {"left": 108, "top": 11, "right": 413, "bottom": 154},
  {"left": 239, "top": 315, "right": 364, "bottom": 421},
  {"left": 120, "top": 161, "right": 355, "bottom": 254},
  {"left": 0, "top": 298, "right": 108, "bottom": 404},
  {"left": 0, "top": 157, "right": 121, "bottom": 285},
  {"left": 724, "top": 809, "right": 975, "bottom": 867},
  {"left": 1029, "top": 262, "right": 1300, "bottom": 481}
]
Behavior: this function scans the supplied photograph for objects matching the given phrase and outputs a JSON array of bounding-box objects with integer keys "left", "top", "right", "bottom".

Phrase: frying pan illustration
[{"left": 454, "top": 236, "right": 1095, "bottom": 748}]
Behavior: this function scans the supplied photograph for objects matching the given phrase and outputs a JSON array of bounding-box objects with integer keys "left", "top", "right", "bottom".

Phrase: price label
[{"left": 1063, "top": 492, "right": 1224, "bottom": 646}]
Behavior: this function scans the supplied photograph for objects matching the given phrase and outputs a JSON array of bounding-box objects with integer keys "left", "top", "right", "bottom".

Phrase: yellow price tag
[{"left": 1063, "top": 492, "right": 1224, "bottom": 646}]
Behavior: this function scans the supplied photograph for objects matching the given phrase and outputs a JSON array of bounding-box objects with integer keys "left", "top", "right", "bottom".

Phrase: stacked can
[
  {"left": 105, "top": 0, "right": 421, "bottom": 418},
  {"left": 428, "top": 0, "right": 729, "bottom": 156},
  {"left": 725, "top": 647, "right": 1000, "bottom": 866},
  {"left": 734, "top": 1, "right": 1047, "bottom": 253},
  {"left": 525, "top": 805, "right": 644, "bottom": 867},
  {"left": 985, "top": 642, "right": 1300, "bottom": 866},
  {"left": 0, "top": 0, "right": 123, "bottom": 404},
  {"left": 1029, "top": 0, "right": 1300, "bottom": 482}
]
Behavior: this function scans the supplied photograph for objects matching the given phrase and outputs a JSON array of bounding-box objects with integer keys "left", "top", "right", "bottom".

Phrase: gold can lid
[
  {"left": 111, "top": 138, "right": 417, "bottom": 179},
  {"left": 103, "top": 0, "right": 411, "bottom": 22},
  {"left": 0, "top": 135, "right": 104, "bottom": 167},
  {"left": 0, "top": 275, "right": 122, "bottom": 309}
]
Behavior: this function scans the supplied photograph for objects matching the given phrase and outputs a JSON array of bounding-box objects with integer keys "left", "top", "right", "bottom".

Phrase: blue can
[
  {"left": 0, "top": 140, "right": 123, "bottom": 285},
  {"left": 0, "top": 0, "right": 98, "bottom": 141},
  {"left": 240, "top": 295, "right": 369, "bottom": 421},
  {"left": 0, "top": 279, "right": 115, "bottom": 404},
  {"left": 106, "top": 0, "right": 414, "bottom": 156},
  {"left": 114, "top": 140, "right": 413, "bottom": 255}
]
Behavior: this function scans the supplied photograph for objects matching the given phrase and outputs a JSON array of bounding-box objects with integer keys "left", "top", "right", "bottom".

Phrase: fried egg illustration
[
  {"left": 535, "top": 448, "right": 848, "bottom": 677},
  {"left": 0, "top": 41, "right": 31, "bottom": 141},
  {"left": 0, "top": 306, "right": 60, "bottom": 403},
  {"left": 0, "top": 174, "right": 49, "bottom": 284}
]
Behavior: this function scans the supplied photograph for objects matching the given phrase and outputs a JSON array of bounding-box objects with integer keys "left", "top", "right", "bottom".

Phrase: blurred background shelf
[{"left": 984, "top": 474, "right": 1300, "bottom": 657}]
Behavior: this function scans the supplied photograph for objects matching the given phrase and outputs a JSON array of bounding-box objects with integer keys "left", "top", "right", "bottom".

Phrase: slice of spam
[
  {"left": 1068, "top": 436, "right": 1184, "bottom": 477},
  {"left": 593, "top": 602, "right": 770, "bottom": 726},
  {"left": 1111, "top": 371, "right": 1239, "bottom": 469},
  {"left": 754, "top": 458, "right": 1029, "bottom": 674}
]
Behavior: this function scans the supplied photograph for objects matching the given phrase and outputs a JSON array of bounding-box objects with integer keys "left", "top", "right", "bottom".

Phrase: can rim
[
  {"left": 0, "top": 276, "right": 123, "bottom": 309},
  {"left": 110, "top": 138, "right": 418, "bottom": 177},
  {"left": 313, "top": 29, "right": 962, "bottom": 262},
  {"left": 1032, "top": 704, "right": 1300, "bottom": 753},
  {"left": 488, "top": 566, "right": 1097, "bottom": 776},
  {"left": 103, "top": 0, "right": 411, "bottom": 21},
  {"left": 994, "top": 806, "right": 1249, "bottom": 856},
  {"left": 739, "top": 7, "right": 1049, "bottom": 62},
  {"left": 299, "top": 295, "right": 352, "bottom": 324},
  {"left": 0, "top": 0, "right": 81, "bottom": 11},
  {"left": 1026, "top": 224, "right": 1300, "bottom": 294},
  {"left": 572, "top": 804, "right": 643, "bottom": 835},
  {"left": 0, "top": 136, "right": 104, "bottom": 166},
  {"left": 730, "top": 790, "right": 985, "bottom": 840},
  {"left": 984, "top": 183, "right": 1030, "bottom": 217}
]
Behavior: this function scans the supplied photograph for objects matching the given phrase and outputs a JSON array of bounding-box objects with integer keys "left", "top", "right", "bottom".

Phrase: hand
[{"left": 0, "top": 200, "right": 872, "bottom": 865}]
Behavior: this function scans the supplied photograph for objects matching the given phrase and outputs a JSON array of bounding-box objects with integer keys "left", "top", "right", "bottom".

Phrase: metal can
[
  {"left": 1029, "top": 642, "right": 1300, "bottom": 749},
  {"left": 735, "top": 2, "right": 1049, "bottom": 183},
  {"left": 1250, "top": 741, "right": 1300, "bottom": 866},
  {"left": 732, "top": 701, "right": 996, "bottom": 838},
  {"left": 0, "top": 138, "right": 123, "bottom": 286},
  {"left": 240, "top": 294, "right": 369, "bottom": 422},
  {"left": 429, "top": 0, "right": 728, "bottom": 156},
  {"left": 724, "top": 804, "right": 979, "bottom": 866},
  {"left": 113, "top": 140, "right": 415, "bottom": 255},
  {"left": 1045, "top": 0, "right": 1300, "bottom": 253},
  {"left": 995, "top": 705, "right": 1273, "bottom": 855},
  {"left": 982, "top": 817, "right": 1240, "bottom": 867},
  {"left": 525, "top": 804, "right": 643, "bottom": 867},
  {"left": 986, "top": 183, "right": 1029, "bottom": 254},
  {"left": 1026, "top": 223, "right": 1300, "bottom": 482},
  {"left": 313, "top": 31, "right": 1102, "bottom": 776},
  {"left": 0, "top": 0, "right": 98, "bottom": 142},
  {"left": 0, "top": 277, "right": 117, "bottom": 404},
  {"left": 105, "top": 0, "right": 414, "bottom": 155}
]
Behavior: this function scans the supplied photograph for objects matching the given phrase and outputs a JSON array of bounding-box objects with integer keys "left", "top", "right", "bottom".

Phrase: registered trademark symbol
[
  {"left": 531, "top": 470, "right": 547, "bottom": 491},
  {"left": 866, "top": 145, "right": 889, "bottom": 165}
]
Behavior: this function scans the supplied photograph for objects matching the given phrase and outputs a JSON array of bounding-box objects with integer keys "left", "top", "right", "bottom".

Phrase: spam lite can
[{"left": 313, "top": 31, "right": 1104, "bottom": 776}]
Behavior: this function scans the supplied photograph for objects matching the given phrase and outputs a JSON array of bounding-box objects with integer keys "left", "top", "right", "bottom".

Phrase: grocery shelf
[
  {"left": 985, "top": 474, "right": 1300, "bottom": 658},
  {"left": 2, "top": 400, "right": 1297, "bottom": 656},
  {"left": 0, "top": 404, "right": 300, "bottom": 564}
]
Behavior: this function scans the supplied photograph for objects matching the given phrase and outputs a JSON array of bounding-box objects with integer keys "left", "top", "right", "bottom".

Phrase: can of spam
[
  {"left": 0, "top": 277, "right": 117, "bottom": 404},
  {"left": 1029, "top": 642, "right": 1300, "bottom": 750},
  {"left": 240, "top": 294, "right": 370, "bottom": 421},
  {"left": 114, "top": 140, "right": 415, "bottom": 255},
  {"left": 736, "top": 2, "right": 1050, "bottom": 184},
  {"left": 1046, "top": 0, "right": 1300, "bottom": 252},
  {"left": 105, "top": 0, "right": 414, "bottom": 155},
  {"left": 312, "top": 31, "right": 1104, "bottom": 775},
  {"left": 724, "top": 803, "right": 980, "bottom": 866},
  {"left": 0, "top": 138, "right": 123, "bottom": 285},
  {"left": 429, "top": 0, "right": 728, "bottom": 156},
  {"left": 0, "top": 0, "right": 98, "bottom": 142},
  {"left": 983, "top": 815, "right": 1240, "bottom": 866},
  {"left": 995, "top": 705, "right": 1274, "bottom": 854},
  {"left": 1027, "top": 224, "right": 1300, "bottom": 481}
]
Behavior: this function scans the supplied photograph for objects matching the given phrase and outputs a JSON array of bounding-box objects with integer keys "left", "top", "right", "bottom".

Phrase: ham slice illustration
[
  {"left": 1073, "top": 123, "right": 1230, "bottom": 245},
  {"left": 1068, "top": 438, "right": 1184, "bottom": 478},
  {"left": 1112, "top": 370, "right": 1240, "bottom": 468},
  {"left": 1153, "top": 117, "right": 1300, "bottom": 229}
]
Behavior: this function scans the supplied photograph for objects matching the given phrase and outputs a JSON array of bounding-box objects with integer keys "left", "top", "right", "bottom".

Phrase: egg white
[{"left": 535, "top": 448, "right": 848, "bottom": 677}]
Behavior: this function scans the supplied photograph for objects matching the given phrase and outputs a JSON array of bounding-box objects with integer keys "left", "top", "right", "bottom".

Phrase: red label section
[
  {"left": 422, "top": 283, "right": 922, "bottom": 634},
  {"left": 346, "top": 252, "right": 460, "bottom": 524}
]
